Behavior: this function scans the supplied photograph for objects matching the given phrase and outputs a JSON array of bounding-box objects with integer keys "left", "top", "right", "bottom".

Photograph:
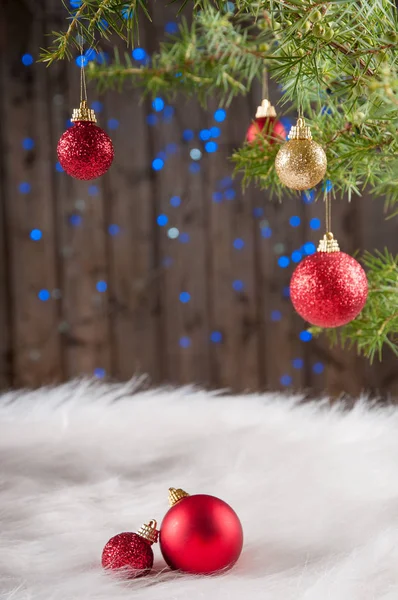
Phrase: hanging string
[
  {"left": 79, "top": 27, "right": 88, "bottom": 104},
  {"left": 262, "top": 66, "right": 269, "bottom": 100},
  {"left": 325, "top": 190, "right": 332, "bottom": 233}
]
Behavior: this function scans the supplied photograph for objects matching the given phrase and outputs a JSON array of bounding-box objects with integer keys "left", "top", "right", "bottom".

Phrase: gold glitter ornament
[{"left": 275, "top": 117, "right": 327, "bottom": 190}]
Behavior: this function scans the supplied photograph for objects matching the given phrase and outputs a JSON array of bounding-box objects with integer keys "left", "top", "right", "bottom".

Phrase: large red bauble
[
  {"left": 57, "top": 121, "right": 114, "bottom": 180},
  {"left": 290, "top": 251, "right": 368, "bottom": 328},
  {"left": 159, "top": 494, "right": 243, "bottom": 574},
  {"left": 246, "top": 117, "right": 286, "bottom": 144},
  {"left": 101, "top": 532, "right": 154, "bottom": 578}
]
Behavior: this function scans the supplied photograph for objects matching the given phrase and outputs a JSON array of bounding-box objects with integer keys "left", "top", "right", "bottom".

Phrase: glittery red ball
[
  {"left": 246, "top": 117, "right": 286, "bottom": 144},
  {"left": 290, "top": 251, "right": 368, "bottom": 328},
  {"left": 101, "top": 532, "right": 153, "bottom": 578},
  {"left": 57, "top": 121, "right": 114, "bottom": 180},
  {"left": 159, "top": 494, "right": 243, "bottom": 574}
]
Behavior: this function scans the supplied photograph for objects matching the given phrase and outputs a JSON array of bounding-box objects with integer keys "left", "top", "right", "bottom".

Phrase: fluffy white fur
[{"left": 1, "top": 380, "right": 398, "bottom": 599}]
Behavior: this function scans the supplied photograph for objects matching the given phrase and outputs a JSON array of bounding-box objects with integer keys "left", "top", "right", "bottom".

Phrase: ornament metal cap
[
  {"left": 71, "top": 100, "right": 97, "bottom": 123},
  {"left": 317, "top": 232, "right": 340, "bottom": 253},
  {"left": 288, "top": 117, "right": 312, "bottom": 140},
  {"left": 255, "top": 99, "right": 277, "bottom": 118},
  {"left": 136, "top": 519, "right": 159, "bottom": 545},
  {"left": 168, "top": 487, "right": 190, "bottom": 507}
]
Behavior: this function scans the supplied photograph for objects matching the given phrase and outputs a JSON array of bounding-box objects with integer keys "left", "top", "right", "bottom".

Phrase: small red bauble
[
  {"left": 290, "top": 236, "right": 368, "bottom": 328},
  {"left": 159, "top": 488, "right": 243, "bottom": 574},
  {"left": 102, "top": 520, "right": 158, "bottom": 578},
  {"left": 246, "top": 99, "right": 286, "bottom": 144},
  {"left": 57, "top": 101, "right": 114, "bottom": 180}
]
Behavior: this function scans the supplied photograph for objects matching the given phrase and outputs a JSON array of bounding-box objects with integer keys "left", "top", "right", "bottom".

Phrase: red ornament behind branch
[
  {"left": 290, "top": 233, "right": 368, "bottom": 328},
  {"left": 57, "top": 101, "right": 114, "bottom": 180},
  {"left": 159, "top": 487, "right": 243, "bottom": 574},
  {"left": 246, "top": 99, "right": 286, "bottom": 144}
]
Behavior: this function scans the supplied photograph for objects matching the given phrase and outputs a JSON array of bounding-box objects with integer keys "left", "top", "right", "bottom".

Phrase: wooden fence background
[{"left": 1, "top": 0, "right": 397, "bottom": 397}]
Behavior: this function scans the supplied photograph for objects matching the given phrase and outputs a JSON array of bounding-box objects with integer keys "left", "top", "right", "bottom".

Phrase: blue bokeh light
[
  {"left": 199, "top": 129, "right": 211, "bottom": 141},
  {"left": 253, "top": 207, "right": 264, "bottom": 218},
  {"left": 271, "top": 310, "right": 282, "bottom": 321},
  {"left": 152, "top": 158, "right": 164, "bottom": 171},
  {"left": 289, "top": 215, "right": 301, "bottom": 227},
  {"left": 291, "top": 250, "right": 302, "bottom": 263},
  {"left": 122, "top": 6, "right": 134, "bottom": 19},
  {"left": 152, "top": 97, "right": 165, "bottom": 112},
  {"left": 299, "top": 330, "right": 312, "bottom": 342},
  {"left": 22, "top": 54, "right": 34, "bottom": 66},
  {"left": 170, "top": 196, "right": 181, "bottom": 207},
  {"left": 233, "top": 238, "right": 245, "bottom": 250},
  {"left": 23, "top": 137, "right": 35, "bottom": 150},
  {"left": 108, "top": 224, "right": 120, "bottom": 236},
  {"left": 210, "top": 126, "right": 221, "bottom": 138},
  {"left": 189, "top": 162, "right": 201, "bottom": 173},
  {"left": 91, "top": 100, "right": 103, "bottom": 113},
  {"left": 179, "top": 336, "right": 191, "bottom": 348},
  {"left": 210, "top": 331, "right": 223, "bottom": 343},
  {"left": 165, "top": 21, "right": 179, "bottom": 34},
  {"left": 183, "top": 129, "right": 194, "bottom": 141},
  {"left": 55, "top": 162, "right": 64, "bottom": 173},
  {"left": 313, "top": 362, "right": 324, "bottom": 374},
  {"left": 30, "top": 229, "right": 42, "bottom": 241},
  {"left": 212, "top": 192, "right": 222, "bottom": 203},
  {"left": 280, "top": 374, "right": 292, "bottom": 386},
  {"left": 70, "top": 0, "right": 82, "bottom": 6},
  {"left": 261, "top": 227, "right": 272, "bottom": 238},
  {"left": 19, "top": 182, "right": 31, "bottom": 194},
  {"left": 310, "top": 218, "right": 321, "bottom": 230},
  {"left": 157, "top": 214, "right": 168, "bottom": 226},
  {"left": 224, "top": 188, "right": 236, "bottom": 200},
  {"left": 75, "top": 55, "right": 88, "bottom": 68},
  {"left": 322, "top": 179, "right": 333, "bottom": 192},
  {"left": 292, "top": 358, "right": 304, "bottom": 369},
  {"left": 232, "top": 279, "right": 244, "bottom": 292},
  {"left": 88, "top": 185, "right": 99, "bottom": 196},
  {"left": 94, "top": 367, "right": 106, "bottom": 378},
  {"left": 214, "top": 109, "right": 226, "bottom": 122},
  {"left": 132, "top": 47, "right": 147, "bottom": 61},
  {"left": 107, "top": 118, "right": 119, "bottom": 130},
  {"left": 166, "top": 143, "right": 178, "bottom": 154},
  {"left": 85, "top": 48, "right": 96, "bottom": 61},
  {"left": 38, "top": 289, "right": 50, "bottom": 301},
  {"left": 179, "top": 291, "right": 191, "bottom": 303},
  {"left": 283, "top": 286, "right": 290, "bottom": 298},
  {"left": 278, "top": 256, "right": 290, "bottom": 268},
  {"left": 147, "top": 114, "right": 158, "bottom": 126},
  {"left": 179, "top": 232, "right": 190, "bottom": 243},
  {"left": 69, "top": 214, "right": 82, "bottom": 227},
  {"left": 205, "top": 141, "right": 218, "bottom": 153},
  {"left": 96, "top": 280, "right": 107, "bottom": 293},
  {"left": 303, "top": 242, "right": 316, "bottom": 255},
  {"left": 302, "top": 189, "right": 316, "bottom": 204}
]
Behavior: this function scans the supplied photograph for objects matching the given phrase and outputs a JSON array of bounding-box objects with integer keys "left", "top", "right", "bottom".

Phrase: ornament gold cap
[
  {"left": 287, "top": 117, "right": 312, "bottom": 140},
  {"left": 317, "top": 232, "right": 340, "bottom": 253},
  {"left": 136, "top": 519, "right": 159, "bottom": 545},
  {"left": 255, "top": 99, "right": 277, "bottom": 118},
  {"left": 168, "top": 487, "right": 190, "bottom": 507},
  {"left": 71, "top": 100, "right": 97, "bottom": 123}
]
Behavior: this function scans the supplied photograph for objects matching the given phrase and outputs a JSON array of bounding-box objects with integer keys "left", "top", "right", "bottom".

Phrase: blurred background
[{"left": 1, "top": 0, "right": 398, "bottom": 397}]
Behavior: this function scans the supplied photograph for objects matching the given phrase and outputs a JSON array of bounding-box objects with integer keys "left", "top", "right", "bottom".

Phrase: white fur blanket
[{"left": 1, "top": 380, "right": 398, "bottom": 599}]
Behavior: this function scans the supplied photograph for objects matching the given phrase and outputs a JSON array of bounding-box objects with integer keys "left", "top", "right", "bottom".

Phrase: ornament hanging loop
[{"left": 318, "top": 191, "right": 340, "bottom": 253}]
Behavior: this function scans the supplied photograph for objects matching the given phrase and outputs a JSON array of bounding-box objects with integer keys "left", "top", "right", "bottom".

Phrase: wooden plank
[
  {"left": 44, "top": 0, "right": 111, "bottom": 380},
  {"left": 207, "top": 94, "right": 260, "bottom": 391},
  {"left": 102, "top": 86, "right": 161, "bottom": 382},
  {"left": 1, "top": 0, "right": 62, "bottom": 387}
]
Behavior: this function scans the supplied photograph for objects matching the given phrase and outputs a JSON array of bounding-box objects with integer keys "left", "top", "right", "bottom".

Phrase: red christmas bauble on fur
[
  {"left": 101, "top": 531, "right": 154, "bottom": 578},
  {"left": 160, "top": 492, "right": 243, "bottom": 574},
  {"left": 246, "top": 116, "right": 286, "bottom": 144},
  {"left": 57, "top": 121, "right": 114, "bottom": 180},
  {"left": 290, "top": 251, "right": 368, "bottom": 328}
]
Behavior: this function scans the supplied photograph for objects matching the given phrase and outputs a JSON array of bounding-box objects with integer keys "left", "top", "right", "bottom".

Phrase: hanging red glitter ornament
[
  {"left": 159, "top": 487, "right": 243, "bottom": 575},
  {"left": 57, "top": 100, "right": 114, "bottom": 180},
  {"left": 246, "top": 99, "right": 287, "bottom": 144},
  {"left": 290, "top": 232, "right": 368, "bottom": 328},
  {"left": 102, "top": 519, "right": 158, "bottom": 578}
]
